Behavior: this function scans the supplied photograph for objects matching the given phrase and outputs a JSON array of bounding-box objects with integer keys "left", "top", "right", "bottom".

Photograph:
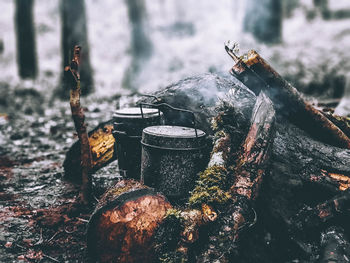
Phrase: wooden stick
[
  {"left": 226, "top": 45, "right": 350, "bottom": 149},
  {"left": 65, "top": 45, "right": 92, "bottom": 204}
]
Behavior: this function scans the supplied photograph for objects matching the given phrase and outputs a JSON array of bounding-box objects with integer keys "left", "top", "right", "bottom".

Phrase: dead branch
[{"left": 65, "top": 45, "right": 92, "bottom": 204}]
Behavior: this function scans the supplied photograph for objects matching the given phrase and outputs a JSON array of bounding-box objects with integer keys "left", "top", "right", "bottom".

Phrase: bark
[
  {"left": 227, "top": 48, "right": 350, "bottom": 149},
  {"left": 65, "top": 46, "right": 92, "bottom": 205},
  {"left": 289, "top": 190, "right": 350, "bottom": 233},
  {"left": 243, "top": 0, "right": 282, "bottom": 43},
  {"left": 15, "top": 0, "right": 37, "bottom": 79},
  {"left": 319, "top": 226, "right": 350, "bottom": 263},
  {"left": 197, "top": 92, "right": 276, "bottom": 262},
  {"left": 60, "top": 0, "right": 93, "bottom": 98},
  {"left": 87, "top": 179, "right": 172, "bottom": 263},
  {"left": 63, "top": 121, "right": 116, "bottom": 182}
]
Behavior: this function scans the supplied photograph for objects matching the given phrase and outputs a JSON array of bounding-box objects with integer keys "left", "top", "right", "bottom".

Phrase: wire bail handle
[{"left": 138, "top": 102, "right": 199, "bottom": 139}]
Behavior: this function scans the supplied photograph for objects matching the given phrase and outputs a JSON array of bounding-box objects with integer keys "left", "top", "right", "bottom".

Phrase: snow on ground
[{"left": 0, "top": 0, "right": 350, "bottom": 98}]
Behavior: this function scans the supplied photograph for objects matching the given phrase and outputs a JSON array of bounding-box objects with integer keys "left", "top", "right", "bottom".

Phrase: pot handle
[{"left": 138, "top": 102, "right": 199, "bottom": 139}]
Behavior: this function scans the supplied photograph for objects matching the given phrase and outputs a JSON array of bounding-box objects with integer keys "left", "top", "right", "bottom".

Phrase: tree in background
[
  {"left": 283, "top": 0, "right": 299, "bottom": 18},
  {"left": 60, "top": 0, "right": 93, "bottom": 98},
  {"left": 15, "top": 0, "right": 37, "bottom": 79},
  {"left": 122, "top": 0, "right": 152, "bottom": 91},
  {"left": 243, "top": 0, "right": 282, "bottom": 44},
  {"left": 313, "top": 0, "right": 330, "bottom": 19}
]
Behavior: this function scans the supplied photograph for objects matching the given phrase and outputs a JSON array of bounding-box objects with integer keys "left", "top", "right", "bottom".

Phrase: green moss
[
  {"left": 154, "top": 209, "right": 185, "bottom": 263},
  {"left": 158, "top": 251, "right": 187, "bottom": 263},
  {"left": 188, "top": 165, "right": 231, "bottom": 208}
]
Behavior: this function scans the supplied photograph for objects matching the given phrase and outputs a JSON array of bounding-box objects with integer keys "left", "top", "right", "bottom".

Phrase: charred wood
[
  {"left": 226, "top": 47, "right": 350, "bottom": 149},
  {"left": 319, "top": 226, "right": 350, "bottom": 263},
  {"left": 197, "top": 92, "right": 276, "bottom": 262}
]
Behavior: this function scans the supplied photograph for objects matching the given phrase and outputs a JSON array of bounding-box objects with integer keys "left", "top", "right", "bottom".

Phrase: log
[
  {"left": 87, "top": 179, "right": 172, "bottom": 263},
  {"left": 143, "top": 74, "right": 350, "bottom": 261},
  {"left": 63, "top": 120, "right": 116, "bottom": 182},
  {"left": 197, "top": 91, "right": 276, "bottom": 262},
  {"left": 289, "top": 190, "right": 350, "bottom": 233},
  {"left": 226, "top": 45, "right": 350, "bottom": 149},
  {"left": 319, "top": 226, "right": 350, "bottom": 263}
]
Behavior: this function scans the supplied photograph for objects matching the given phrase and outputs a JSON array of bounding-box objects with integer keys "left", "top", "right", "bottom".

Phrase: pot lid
[
  {"left": 114, "top": 107, "right": 161, "bottom": 119},
  {"left": 142, "top": 125, "right": 206, "bottom": 150}
]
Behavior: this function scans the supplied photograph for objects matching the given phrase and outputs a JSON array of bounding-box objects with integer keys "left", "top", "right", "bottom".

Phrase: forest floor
[{"left": 0, "top": 89, "right": 125, "bottom": 262}]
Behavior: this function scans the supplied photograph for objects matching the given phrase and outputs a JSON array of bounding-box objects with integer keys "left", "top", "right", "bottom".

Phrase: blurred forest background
[{"left": 1, "top": 0, "right": 350, "bottom": 108}]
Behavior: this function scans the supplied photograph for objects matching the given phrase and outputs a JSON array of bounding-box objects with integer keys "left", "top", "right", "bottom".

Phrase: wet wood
[
  {"left": 198, "top": 91, "right": 276, "bottom": 262},
  {"left": 289, "top": 190, "right": 350, "bottom": 232},
  {"left": 228, "top": 48, "right": 350, "bottom": 149},
  {"left": 63, "top": 121, "right": 116, "bottom": 182},
  {"left": 231, "top": 92, "right": 276, "bottom": 200},
  {"left": 319, "top": 226, "right": 350, "bottom": 263},
  {"left": 87, "top": 180, "right": 172, "bottom": 263},
  {"left": 65, "top": 45, "right": 92, "bottom": 204}
]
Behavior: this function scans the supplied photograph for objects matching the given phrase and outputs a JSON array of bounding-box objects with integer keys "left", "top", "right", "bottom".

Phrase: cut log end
[{"left": 87, "top": 180, "right": 172, "bottom": 263}]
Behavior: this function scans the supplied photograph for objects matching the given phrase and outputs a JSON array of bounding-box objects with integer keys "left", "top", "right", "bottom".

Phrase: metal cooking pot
[
  {"left": 113, "top": 107, "right": 162, "bottom": 179},
  {"left": 141, "top": 125, "right": 209, "bottom": 203}
]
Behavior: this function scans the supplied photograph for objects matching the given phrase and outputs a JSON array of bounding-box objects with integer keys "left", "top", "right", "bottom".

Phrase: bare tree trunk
[
  {"left": 122, "top": 0, "right": 152, "bottom": 91},
  {"left": 314, "top": 0, "right": 330, "bottom": 19},
  {"left": 15, "top": 0, "right": 37, "bottom": 79},
  {"left": 243, "top": 0, "right": 282, "bottom": 43},
  {"left": 59, "top": 0, "right": 93, "bottom": 98}
]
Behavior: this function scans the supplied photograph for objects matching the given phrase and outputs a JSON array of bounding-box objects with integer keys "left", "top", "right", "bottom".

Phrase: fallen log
[
  {"left": 225, "top": 44, "right": 350, "bottom": 149},
  {"left": 289, "top": 190, "right": 350, "bottom": 233},
  {"left": 197, "top": 91, "right": 276, "bottom": 262},
  {"left": 319, "top": 226, "right": 350, "bottom": 263},
  {"left": 143, "top": 73, "right": 350, "bottom": 261},
  {"left": 87, "top": 179, "right": 172, "bottom": 263}
]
